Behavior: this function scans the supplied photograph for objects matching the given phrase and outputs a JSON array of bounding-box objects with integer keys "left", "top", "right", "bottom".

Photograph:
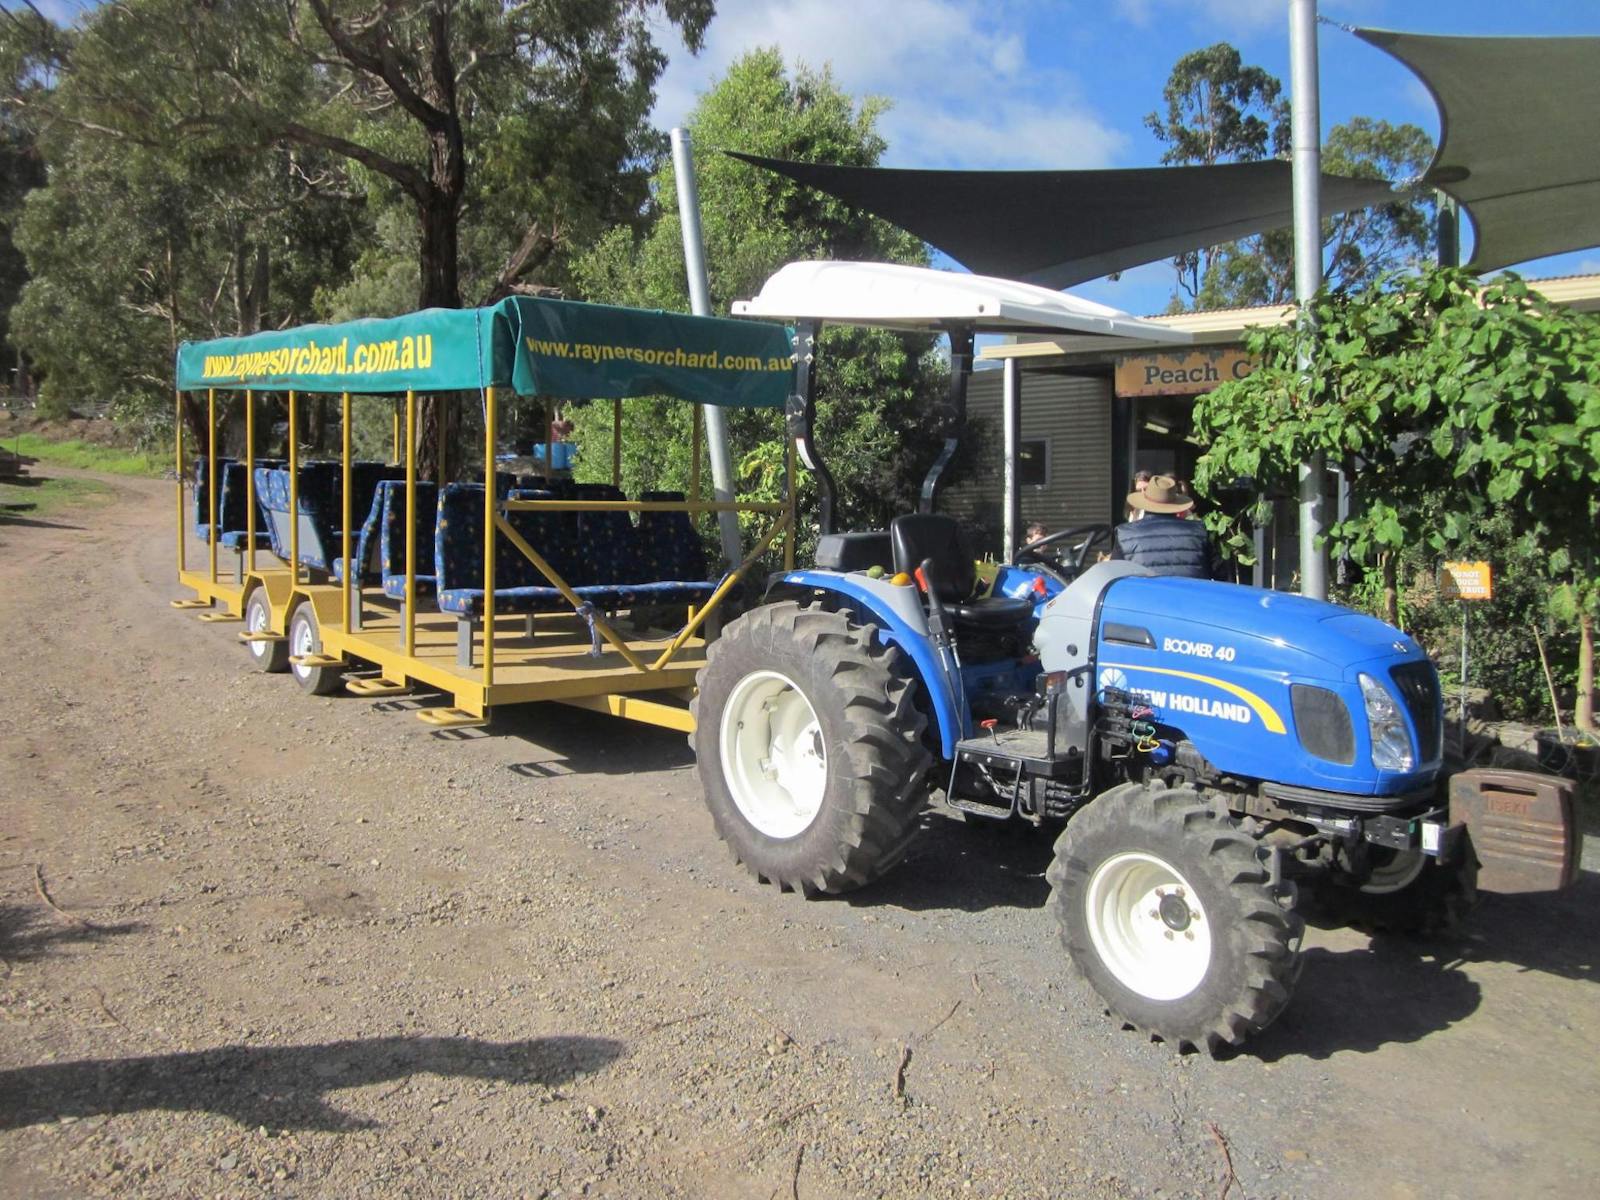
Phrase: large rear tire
[
  {"left": 243, "top": 587, "right": 289, "bottom": 674},
  {"left": 692, "top": 601, "right": 932, "bottom": 895},
  {"left": 288, "top": 601, "right": 342, "bottom": 696},
  {"left": 1047, "top": 780, "right": 1302, "bottom": 1053}
]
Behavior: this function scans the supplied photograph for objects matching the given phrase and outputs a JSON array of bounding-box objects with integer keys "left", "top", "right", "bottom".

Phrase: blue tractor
[{"left": 692, "top": 263, "right": 1578, "bottom": 1052}]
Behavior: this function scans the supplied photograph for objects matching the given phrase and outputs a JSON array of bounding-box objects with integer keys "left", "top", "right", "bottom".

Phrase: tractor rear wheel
[
  {"left": 1047, "top": 780, "right": 1302, "bottom": 1053},
  {"left": 692, "top": 601, "right": 932, "bottom": 895}
]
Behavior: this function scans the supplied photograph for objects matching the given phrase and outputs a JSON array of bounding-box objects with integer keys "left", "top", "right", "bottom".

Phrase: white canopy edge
[{"left": 733, "top": 260, "right": 1192, "bottom": 343}]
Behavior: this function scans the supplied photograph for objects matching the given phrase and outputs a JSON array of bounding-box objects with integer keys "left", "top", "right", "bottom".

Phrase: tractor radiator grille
[{"left": 1390, "top": 661, "right": 1443, "bottom": 763}]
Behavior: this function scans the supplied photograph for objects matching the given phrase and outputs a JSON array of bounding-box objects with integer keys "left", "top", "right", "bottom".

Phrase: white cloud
[
  {"left": 652, "top": 0, "right": 1126, "bottom": 170},
  {"left": 1113, "top": 0, "right": 1284, "bottom": 34}
]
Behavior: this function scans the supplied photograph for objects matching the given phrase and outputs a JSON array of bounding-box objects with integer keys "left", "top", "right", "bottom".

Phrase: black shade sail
[
  {"left": 728, "top": 152, "right": 1394, "bottom": 289},
  {"left": 1356, "top": 28, "right": 1600, "bottom": 273}
]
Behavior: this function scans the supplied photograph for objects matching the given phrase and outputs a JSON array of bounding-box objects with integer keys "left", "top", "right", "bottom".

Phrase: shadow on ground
[
  {"left": 846, "top": 810, "right": 1057, "bottom": 914},
  {"left": 1244, "top": 874, "right": 1597, "bottom": 1060},
  {"left": 0, "top": 903, "right": 143, "bottom": 964},
  {"left": 0, "top": 1035, "right": 625, "bottom": 1132},
  {"left": 490, "top": 700, "right": 695, "bottom": 776}
]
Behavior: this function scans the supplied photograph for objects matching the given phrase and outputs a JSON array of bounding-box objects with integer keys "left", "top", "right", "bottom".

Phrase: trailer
[{"left": 171, "top": 295, "right": 798, "bottom": 731}]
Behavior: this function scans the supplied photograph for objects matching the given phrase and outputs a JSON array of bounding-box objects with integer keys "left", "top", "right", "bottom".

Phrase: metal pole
[
  {"left": 671, "top": 127, "right": 742, "bottom": 568},
  {"left": 175, "top": 390, "right": 185, "bottom": 575},
  {"left": 1291, "top": 0, "right": 1328, "bottom": 600},
  {"left": 483, "top": 387, "right": 496, "bottom": 691},
  {"left": 207, "top": 388, "right": 218, "bottom": 585},
  {"left": 245, "top": 389, "right": 256, "bottom": 576},
  {"left": 404, "top": 389, "right": 417, "bottom": 659},
  {"left": 1436, "top": 191, "right": 1460, "bottom": 268},
  {"left": 1002, "top": 357, "right": 1021, "bottom": 561},
  {"left": 341, "top": 391, "right": 352, "bottom": 632}
]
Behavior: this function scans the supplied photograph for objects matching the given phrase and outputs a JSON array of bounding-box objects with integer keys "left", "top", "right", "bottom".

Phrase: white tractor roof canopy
[{"left": 733, "top": 261, "right": 1192, "bottom": 343}]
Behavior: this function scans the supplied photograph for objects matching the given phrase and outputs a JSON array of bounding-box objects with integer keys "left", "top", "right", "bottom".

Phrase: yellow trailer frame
[{"left": 173, "top": 384, "right": 797, "bottom": 732}]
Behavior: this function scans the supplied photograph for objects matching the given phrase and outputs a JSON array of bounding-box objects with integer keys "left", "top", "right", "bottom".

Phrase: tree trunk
[
  {"left": 1577, "top": 610, "right": 1595, "bottom": 734},
  {"left": 415, "top": 177, "right": 463, "bottom": 482},
  {"left": 1380, "top": 551, "right": 1399, "bottom": 627}
]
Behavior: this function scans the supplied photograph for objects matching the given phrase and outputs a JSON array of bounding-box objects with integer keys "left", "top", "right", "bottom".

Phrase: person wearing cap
[{"left": 1110, "top": 475, "right": 1215, "bottom": 578}]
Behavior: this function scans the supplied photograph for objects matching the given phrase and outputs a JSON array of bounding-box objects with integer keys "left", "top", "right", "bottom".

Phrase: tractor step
[
  {"left": 414, "top": 707, "right": 487, "bottom": 730},
  {"left": 170, "top": 598, "right": 212, "bottom": 610},
  {"left": 197, "top": 612, "right": 243, "bottom": 623},
  {"left": 237, "top": 629, "right": 286, "bottom": 643},
  {"left": 346, "top": 677, "right": 413, "bottom": 697},
  {"left": 288, "top": 653, "right": 344, "bottom": 668}
]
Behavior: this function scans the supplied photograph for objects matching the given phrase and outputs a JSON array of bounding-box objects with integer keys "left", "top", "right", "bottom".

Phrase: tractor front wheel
[
  {"left": 1047, "top": 780, "right": 1302, "bottom": 1053},
  {"left": 692, "top": 601, "right": 932, "bottom": 895}
]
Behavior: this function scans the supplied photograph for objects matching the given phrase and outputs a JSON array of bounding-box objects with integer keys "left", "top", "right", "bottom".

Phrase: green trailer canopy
[{"left": 176, "top": 296, "right": 794, "bottom": 408}]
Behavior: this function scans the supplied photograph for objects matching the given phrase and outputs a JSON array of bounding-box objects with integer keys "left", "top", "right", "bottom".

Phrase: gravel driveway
[{"left": 2, "top": 470, "right": 1596, "bottom": 1199}]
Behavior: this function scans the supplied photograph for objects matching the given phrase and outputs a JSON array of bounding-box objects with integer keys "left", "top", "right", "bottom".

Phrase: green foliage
[
  {"left": 4, "top": 433, "right": 165, "bottom": 477},
  {"left": 0, "top": 473, "right": 115, "bottom": 519},
  {"left": 1149, "top": 43, "right": 1434, "bottom": 310},
  {"left": 1193, "top": 266, "right": 1600, "bottom": 721},
  {"left": 566, "top": 51, "right": 949, "bottom": 560}
]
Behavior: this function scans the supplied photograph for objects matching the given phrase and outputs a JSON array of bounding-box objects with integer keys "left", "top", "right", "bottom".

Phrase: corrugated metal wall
[{"left": 945, "top": 368, "right": 1115, "bottom": 554}]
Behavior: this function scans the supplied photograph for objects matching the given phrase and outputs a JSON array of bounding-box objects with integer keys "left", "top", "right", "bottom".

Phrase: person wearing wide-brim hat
[{"left": 1110, "top": 475, "right": 1216, "bottom": 578}]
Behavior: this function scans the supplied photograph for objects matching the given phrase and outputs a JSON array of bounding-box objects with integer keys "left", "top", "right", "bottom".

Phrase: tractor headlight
[{"left": 1359, "top": 672, "right": 1414, "bottom": 772}]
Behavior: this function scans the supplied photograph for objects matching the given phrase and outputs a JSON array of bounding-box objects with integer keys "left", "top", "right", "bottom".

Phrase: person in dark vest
[{"left": 1110, "top": 475, "right": 1215, "bottom": 578}]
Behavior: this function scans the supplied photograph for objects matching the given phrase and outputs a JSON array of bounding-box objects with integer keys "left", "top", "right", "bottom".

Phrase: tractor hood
[
  {"left": 1102, "top": 577, "right": 1423, "bottom": 670},
  {"left": 1085, "top": 576, "right": 1440, "bottom": 796}
]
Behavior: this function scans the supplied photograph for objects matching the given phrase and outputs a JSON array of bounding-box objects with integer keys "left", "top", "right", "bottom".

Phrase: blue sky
[
  {"left": 652, "top": 0, "right": 1600, "bottom": 315},
  {"left": 17, "top": 1, "right": 1599, "bottom": 317}
]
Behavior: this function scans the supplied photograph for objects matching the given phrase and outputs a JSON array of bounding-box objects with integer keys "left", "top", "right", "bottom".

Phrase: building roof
[{"left": 976, "top": 273, "right": 1600, "bottom": 362}]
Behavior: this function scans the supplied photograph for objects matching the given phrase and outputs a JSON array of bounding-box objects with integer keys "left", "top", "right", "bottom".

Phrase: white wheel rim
[
  {"left": 1361, "top": 847, "right": 1426, "bottom": 895},
  {"left": 245, "top": 597, "right": 270, "bottom": 659},
  {"left": 1085, "top": 851, "right": 1212, "bottom": 1002},
  {"left": 718, "top": 669, "right": 827, "bottom": 840},
  {"left": 290, "top": 614, "right": 316, "bottom": 681}
]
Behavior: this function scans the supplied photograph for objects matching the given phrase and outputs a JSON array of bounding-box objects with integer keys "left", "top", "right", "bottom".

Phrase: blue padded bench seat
[
  {"left": 377, "top": 479, "right": 439, "bottom": 600},
  {"left": 193, "top": 458, "right": 276, "bottom": 560},
  {"left": 433, "top": 484, "right": 721, "bottom": 618}
]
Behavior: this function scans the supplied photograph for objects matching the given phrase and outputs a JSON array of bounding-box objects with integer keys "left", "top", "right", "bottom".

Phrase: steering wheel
[{"left": 1016, "top": 524, "right": 1115, "bottom": 579}]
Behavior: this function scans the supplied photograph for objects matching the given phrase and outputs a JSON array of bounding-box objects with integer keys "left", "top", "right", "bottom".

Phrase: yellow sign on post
[{"left": 1440, "top": 561, "right": 1494, "bottom": 601}]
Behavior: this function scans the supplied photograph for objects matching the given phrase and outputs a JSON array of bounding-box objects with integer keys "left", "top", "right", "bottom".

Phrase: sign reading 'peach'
[{"left": 1115, "top": 348, "right": 1257, "bottom": 397}]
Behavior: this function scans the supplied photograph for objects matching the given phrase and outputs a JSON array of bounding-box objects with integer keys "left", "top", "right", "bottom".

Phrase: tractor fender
[{"left": 766, "top": 570, "right": 963, "bottom": 758}]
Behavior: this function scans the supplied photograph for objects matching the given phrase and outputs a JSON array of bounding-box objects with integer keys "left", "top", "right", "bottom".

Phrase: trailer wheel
[
  {"left": 1047, "top": 781, "right": 1302, "bottom": 1053},
  {"left": 288, "top": 601, "right": 342, "bottom": 696},
  {"left": 692, "top": 601, "right": 932, "bottom": 895},
  {"left": 1313, "top": 848, "right": 1478, "bottom": 935},
  {"left": 243, "top": 587, "right": 288, "bottom": 674}
]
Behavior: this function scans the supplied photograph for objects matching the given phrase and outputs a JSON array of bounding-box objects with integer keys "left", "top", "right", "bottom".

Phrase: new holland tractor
[{"left": 691, "top": 262, "right": 1579, "bottom": 1053}]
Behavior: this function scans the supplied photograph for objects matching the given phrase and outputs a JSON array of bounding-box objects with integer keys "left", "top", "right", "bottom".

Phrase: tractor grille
[{"left": 1390, "top": 661, "right": 1443, "bottom": 763}]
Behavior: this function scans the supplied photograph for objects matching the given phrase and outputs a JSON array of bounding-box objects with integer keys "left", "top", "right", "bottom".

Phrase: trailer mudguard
[{"left": 769, "top": 570, "right": 965, "bottom": 757}]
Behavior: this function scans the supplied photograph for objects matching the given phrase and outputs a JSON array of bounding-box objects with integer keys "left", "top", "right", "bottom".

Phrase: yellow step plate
[
  {"left": 346, "top": 677, "right": 413, "bottom": 697},
  {"left": 237, "top": 630, "right": 286, "bottom": 643},
  {"left": 197, "top": 612, "right": 243, "bottom": 623},
  {"left": 170, "top": 598, "right": 212, "bottom": 610},
  {"left": 414, "top": 707, "right": 488, "bottom": 730},
  {"left": 288, "top": 653, "right": 344, "bottom": 668}
]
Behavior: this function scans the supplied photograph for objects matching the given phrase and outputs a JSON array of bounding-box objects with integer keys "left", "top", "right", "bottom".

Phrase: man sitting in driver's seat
[{"left": 1110, "top": 475, "right": 1215, "bottom": 579}]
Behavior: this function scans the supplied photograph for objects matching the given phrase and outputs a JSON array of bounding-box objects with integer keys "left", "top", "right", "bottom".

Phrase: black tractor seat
[{"left": 889, "top": 513, "right": 1034, "bottom": 632}]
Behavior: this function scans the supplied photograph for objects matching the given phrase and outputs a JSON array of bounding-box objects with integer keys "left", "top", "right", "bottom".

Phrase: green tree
[
  {"left": 2, "top": 0, "right": 714, "bottom": 465},
  {"left": 1149, "top": 44, "right": 1435, "bottom": 311},
  {"left": 1146, "top": 42, "right": 1287, "bottom": 305},
  {"left": 566, "top": 50, "right": 949, "bottom": 557},
  {"left": 1191, "top": 268, "right": 1600, "bottom": 731}
]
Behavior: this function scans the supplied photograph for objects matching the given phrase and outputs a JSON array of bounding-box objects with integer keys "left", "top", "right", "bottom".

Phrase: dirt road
[{"left": 2, "top": 470, "right": 1597, "bottom": 1199}]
